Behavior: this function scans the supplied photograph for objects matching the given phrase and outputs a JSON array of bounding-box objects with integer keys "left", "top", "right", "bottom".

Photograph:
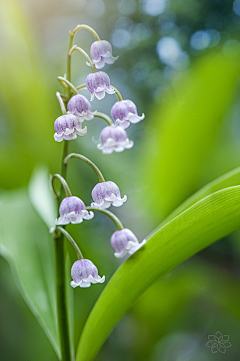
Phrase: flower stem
[
  {"left": 69, "top": 45, "right": 96, "bottom": 73},
  {"left": 86, "top": 207, "right": 124, "bottom": 230},
  {"left": 57, "top": 227, "right": 83, "bottom": 260},
  {"left": 94, "top": 112, "right": 113, "bottom": 126},
  {"left": 76, "top": 83, "right": 86, "bottom": 91},
  {"left": 53, "top": 229, "right": 72, "bottom": 361},
  {"left": 64, "top": 153, "right": 105, "bottom": 183},
  {"left": 70, "top": 24, "right": 100, "bottom": 41},
  {"left": 112, "top": 86, "right": 123, "bottom": 101},
  {"left": 51, "top": 173, "right": 72, "bottom": 198},
  {"left": 56, "top": 92, "right": 67, "bottom": 115},
  {"left": 58, "top": 77, "right": 78, "bottom": 95}
]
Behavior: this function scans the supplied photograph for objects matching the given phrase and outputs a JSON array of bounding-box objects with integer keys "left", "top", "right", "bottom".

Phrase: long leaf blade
[{"left": 76, "top": 186, "right": 240, "bottom": 361}]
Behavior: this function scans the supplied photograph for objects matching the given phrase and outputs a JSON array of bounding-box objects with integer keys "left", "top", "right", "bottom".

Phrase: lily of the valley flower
[
  {"left": 110, "top": 228, "right": 146, "bottom": 258},
  {"left": 91, "top": 181, "right": 127, "bottom": 209},
  {"left": 97, "top": 125, "right": 134, "bottom": 154},
  {"left": 88, "top": 40, "right": 119, "bottom": 69},
  {"left": 86, "top": 71, "right": 115, "bottom": 101},
  {"left": 67, "top": 94, "right": 96, "bottom": 122},
  {"left": 54, "top": 114, "right": 87, "bottom": 142},
  {"left": 71, "top": 259, "right": 105, "bottom": 288},
  {"left": 111, "top": 99, "right": 145, "bottom": 129},
  {"left": 55, "top": 196, "right": 94, "bottom": 225}
]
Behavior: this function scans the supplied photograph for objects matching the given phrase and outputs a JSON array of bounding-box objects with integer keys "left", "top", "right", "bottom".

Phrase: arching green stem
[
  {"left": 64, "top": 153, "right": 105, "bottom": 183},
  {"left": 70, "top": 24, "right": 100, "bottom": 41},
  {"left": 112, "top": 86, "right": 123, "bottom": 101},
  {"left": 69, "top": 45, "right": 96, "bottom": 73},
  {"left": 56, "top": 92, "right": 67, "bottom": 115},
  {"left": 94, "top": 112, "right": 113, "bottom": 126},
  {"left": 76, "top": 83, "right": 87, "bottom": 91},
  {"left": 86, "top": 207, "right": 124, "bottom": 230},
  {"left": 58, "top": 77, "right": 78, "bottom": 95},
  {"left": 51, "top": 174, "right": 72, "bottom": 199},
  {"left": 56, "top": 227, "right": 83, "bottom": 260}
]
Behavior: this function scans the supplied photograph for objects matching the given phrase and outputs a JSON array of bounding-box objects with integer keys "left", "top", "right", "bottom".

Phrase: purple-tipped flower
[
  {"left": 98, "top": 125, "right": 133, "bottom": 154},
  {"left": 111, "top": 100, "right": 145, "bottom": 129},
  {"left": 110, "top": 229, "right": 146, "bottom": 258},
  {"left": 88, "top": 40, "right": 119, "bottom": 69},
  {"left": 67, "top": 94, "right": 96, "bottom": 122},
  {"left": 54, "top": 114, "right": 87, "bottom": 142},
  {"left": 91, "top": 181, "right": 127, "bottom": 209},
  {"left": 55, "top": 196, "right": 94, "bottom": 225},
  {"left": 86, "top": 71, "right": 115, "bottom": 101},
  {"left": 71, "top": 259, "right": 105, "bottom": 288}
]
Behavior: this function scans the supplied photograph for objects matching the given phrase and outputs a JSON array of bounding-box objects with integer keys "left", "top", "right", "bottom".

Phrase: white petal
[
  {"left": 70, "top": 280, "right": 81, "bottom": 288},
  {"left": 55, "top": 216, "right": 70, "bottom": 225},
  {"left": 95, "top": 90, "right": 106, "bottom": 100},
  {"left": 54, "top": 133, "right": 64, "bottom": 142},
  {"left": 127, "top": 239, "right": 146, "bottom": 255},
  {"left": 114, "top": 249, "right": 128, "bottom": 258}
]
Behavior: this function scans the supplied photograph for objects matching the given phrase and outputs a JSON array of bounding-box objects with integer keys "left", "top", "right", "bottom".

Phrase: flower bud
[
  {"left": 97, "top": 125, "right": 133, "bottom": 154},
  {"left": 71, "top": 259, "right": 105, "bottom": 288},
  {"left": 67, "top": 94, "right": 96, "bottom": 122},
  {"left": 110, "top": 228, "right": 146, "bottom": 258},
  {"left": 91, "top": 181, "right": 127, "bottom": 209},
  {"left": 86, "top": 71, "right": 115, "bottom": 101},
  {"left": 54, "top": 114, "right": 87, "bottom": 142},
  {"left": 89, "top": 40, "right": 119, "bottom": 69},
  {"left": 55, "top": 196, "right": 94, "bottom": 225},
  {"left": 111, "top": 100, "right": 145, "bottom": 129}
]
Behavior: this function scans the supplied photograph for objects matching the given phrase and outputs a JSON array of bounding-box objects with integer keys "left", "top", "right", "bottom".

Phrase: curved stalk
[
  {"left": 76, "top": 83, "right": 87, "bottom": 91},
  {"left": 86, "top": 207, "right": 124, "bottom": 230},
  {"left": 112, "top": 86, "right": 123, "bottom": 101},
  {"left": 58, "top": 77, "right": 78, "bottom": 95},
  {"left": 57, "top": 227, "right": 83, "bottom": 260},
  {"left": 94, "top": 112, "right": 113, "bottom": 126},
  {"left": 64, "top": 153, "right": 105, "bottom": 183},
  {"left": 56, "top": 92, "right": 67, "bottom": 115},
  {"left": 69, "top": 45, "right": 96, "bottom": 73},
  {"left": 71, "top": 24, "right": 100, "bottom": 41},
  {"left": 51, "top": 173, "right": 72, "bottom": 198}
]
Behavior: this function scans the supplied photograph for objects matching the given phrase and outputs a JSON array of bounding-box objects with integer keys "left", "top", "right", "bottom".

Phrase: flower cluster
[
  {"left": 52, "top": 26, "right": 146, "bottom": 289},
  {"left": 54, "top": 38, "right": 144, "bottom": 154}
]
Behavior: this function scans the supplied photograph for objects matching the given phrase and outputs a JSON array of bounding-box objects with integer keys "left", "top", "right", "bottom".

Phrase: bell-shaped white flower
[
  {"left": 88, "top": 40, "right": 119, "bottom": 69},
  {"left": 91, "top": 181, "right": 127, "bottom": 209},
  {"left": 111, "top": 100, "right": 145, "bottom": 129},
  {"left": 97, "top": 125, "right": 133, "bottom": 154},
  {"left": 71, "top": 259, "right": 105, "bottom": 288},
  {"left": 86, "top": 71, "right": 115, "bottom": 101},
  {"left": 110, "top": 229, "right": 146, "bottom": 258},
  {"left": 55, "top": 196, "right": 94, "bottom": 225},
  {"left": 54, "top": 114, "right": 87, "bottom": 142},
  {"left": 67, "top": 94, "right": 96, "bottom": 122}
]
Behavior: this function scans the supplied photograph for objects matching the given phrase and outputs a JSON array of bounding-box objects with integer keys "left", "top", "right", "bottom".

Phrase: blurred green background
[{"left": 0, "top": 0, "right": 240, "bottom": 360}]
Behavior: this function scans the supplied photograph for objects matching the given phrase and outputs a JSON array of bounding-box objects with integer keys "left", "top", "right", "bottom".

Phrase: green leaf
[
  {"left": 150, "top": 166, "right": 240, "bottom": 234},
  {"left": 0, "top": 189, "right": 60, "bottom": 358},
  {"left": 76, "top": 185, "right": 240, "bottom": 361},
  {"left": 139, "top": 51, "right": 240, "bottom": 218},
  {"left": 28, "top": 166, "right": 57, "bottom": 228}
]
